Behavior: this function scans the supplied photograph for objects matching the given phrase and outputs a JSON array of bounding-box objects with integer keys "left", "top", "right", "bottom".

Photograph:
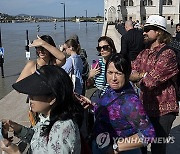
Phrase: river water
[{"left": 0, "top": 22, "right": 103, "bottom": 99}]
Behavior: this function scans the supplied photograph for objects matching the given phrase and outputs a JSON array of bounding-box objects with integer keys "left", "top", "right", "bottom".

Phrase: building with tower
[{"left": 104, "top": 0, "right": 180, "bottom": 24}]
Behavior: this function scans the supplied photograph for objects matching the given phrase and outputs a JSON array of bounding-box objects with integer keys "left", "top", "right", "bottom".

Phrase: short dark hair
[
  {"left": 98, "top": 36, "right": 117, "bottom": 55},
  {"left": 176, "top": 23, "right": 180, "bottom": 29},
  {"left": 105, "top": 53, "right": 131, "bottom": 83}
]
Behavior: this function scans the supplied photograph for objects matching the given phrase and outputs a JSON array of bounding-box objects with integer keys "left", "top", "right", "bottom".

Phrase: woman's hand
[
  {"left": 89, "top": 67, "right": 101, "bottom": 78},
  {"left": 29, "top": 35, "right": 44, "bottom": 47},
  {"left": 0, "top": 139, "right": 21, "bottom": 154},
  {"left": 74, "top": 93, "right": 95, "bottom": 109},
  {"left": 2, "top": 120, "right": 22, "bottom": 134}
]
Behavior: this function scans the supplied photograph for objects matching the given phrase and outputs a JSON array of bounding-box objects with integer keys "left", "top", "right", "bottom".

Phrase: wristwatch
[{"left": 113, "top": 142, "right": 118, "bottom": 151}]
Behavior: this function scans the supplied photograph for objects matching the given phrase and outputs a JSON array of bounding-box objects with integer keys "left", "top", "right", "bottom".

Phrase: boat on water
[
  {"left": 76, "top": 18, "right": 80, "bottom": 22},
  {"left": 97, "top": 21, "right": 104, "bottom": 24}
]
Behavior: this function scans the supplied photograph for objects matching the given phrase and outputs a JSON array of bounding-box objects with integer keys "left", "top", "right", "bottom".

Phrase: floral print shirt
[
  {"left": 93, "top": 83, "right": 155, "bottom": 140},
  {"left": 131, "top": 43, "right": 179, "bottom": 117},
  {"left": 16, "top": 114, "right": 81, "bottom": 154}
]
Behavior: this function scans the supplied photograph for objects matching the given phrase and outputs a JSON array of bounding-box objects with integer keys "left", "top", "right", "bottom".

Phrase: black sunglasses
[
  {"left": 35, "top": 46, "right": 45, "bottom": 52},
  {"left": 143, "top": 26, "right": 158, "bottom": 33},
  {"left": 96, "top": 45, "right": 110, "bottom": 52}
]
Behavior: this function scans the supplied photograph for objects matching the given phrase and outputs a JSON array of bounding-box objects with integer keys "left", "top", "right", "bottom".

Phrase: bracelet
[{"left": 113, "top": 142, "right": 119, "bottom": 151}]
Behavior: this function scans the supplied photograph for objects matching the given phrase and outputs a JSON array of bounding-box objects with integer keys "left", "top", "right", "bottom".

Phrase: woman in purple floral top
[{"left": 90, "top": 53, "right": 155, "bottom": 154}]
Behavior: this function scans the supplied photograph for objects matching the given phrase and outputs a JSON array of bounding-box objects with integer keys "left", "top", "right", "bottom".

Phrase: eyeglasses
[
  {"left": 96, "top": 45, "right": 110, "bottom": 52},
  {"left": 143, "top": 26, "right": 158, "bottom": 33},
  {"left": 35, "top": 46, "right": 45, "bottom": 52}
]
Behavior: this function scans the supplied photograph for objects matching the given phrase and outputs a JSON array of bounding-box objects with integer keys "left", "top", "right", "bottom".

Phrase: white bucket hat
[{"left": 144, "top": 15, "right": 170, "bottom": 33}]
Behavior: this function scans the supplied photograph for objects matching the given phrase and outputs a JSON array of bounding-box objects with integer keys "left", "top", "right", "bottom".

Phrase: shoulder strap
[
  {"left": 156, "top": 45, "right": 172, "bottom": 59},
  {"left": 70, "top": 57, "right": 75, "bottom": 74}
]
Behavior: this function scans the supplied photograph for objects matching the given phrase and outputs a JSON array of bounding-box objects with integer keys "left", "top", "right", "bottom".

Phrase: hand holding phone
[{"left": 91, "top": 60, "right": 99, "bottom": 69}]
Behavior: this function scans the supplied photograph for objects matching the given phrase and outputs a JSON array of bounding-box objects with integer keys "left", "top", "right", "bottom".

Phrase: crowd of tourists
[{"left": 0, "top": 15, "right": 180, "bottom": 154}]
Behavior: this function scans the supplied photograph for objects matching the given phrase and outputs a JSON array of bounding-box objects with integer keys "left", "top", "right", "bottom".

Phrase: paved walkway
[{"left": 0, "top": 24, "right": 179, "bottom": 154}]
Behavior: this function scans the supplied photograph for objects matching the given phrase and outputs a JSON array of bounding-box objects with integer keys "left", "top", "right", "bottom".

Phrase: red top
[{"left": 132, "top": 43, "right": 179, "bottom": 117}]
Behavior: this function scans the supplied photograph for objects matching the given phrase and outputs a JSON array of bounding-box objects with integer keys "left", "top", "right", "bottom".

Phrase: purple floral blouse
[{"left": 93, "top": 83, "right": 155, "bottom": 140}]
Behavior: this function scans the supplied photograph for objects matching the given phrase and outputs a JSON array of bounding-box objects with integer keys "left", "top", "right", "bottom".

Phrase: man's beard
[{"left": 143, "top": 34, "right": 156, "bottom": 48}]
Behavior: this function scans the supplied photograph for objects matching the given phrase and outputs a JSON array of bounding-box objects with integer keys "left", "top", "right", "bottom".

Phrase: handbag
[
  {"left": 69, "top": 57, "right": 76, "bottom": 90},
  {"left": 90, "top": 88, "right": 103, "bottom": 103}
]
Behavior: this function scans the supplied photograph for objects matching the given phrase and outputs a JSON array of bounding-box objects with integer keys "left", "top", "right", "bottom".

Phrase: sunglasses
[
  {"left": 35, "top": 46, "right": 45, "bottom": 52},
  {"left": 96, "top": 45, "right": 110, "bottom": 52},
  {"left": 143, "top": 26, "right": 158, "bottom": 33}
]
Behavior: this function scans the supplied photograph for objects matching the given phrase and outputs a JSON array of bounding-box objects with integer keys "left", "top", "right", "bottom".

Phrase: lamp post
[
  {"left": 104, "top": 9, "right": 107, "bottom": 21},
  {"left": 159, "top": 0, "right": 163, "bottom": 16},
  {"left": 85, "top": 10, "right": 87, "bottom": 27},
  {"left": 117, "top": 5, "right": 121, "bottom": 21},
  {"left": 61, "top": 2, "right": 66, "bottom": 41}
]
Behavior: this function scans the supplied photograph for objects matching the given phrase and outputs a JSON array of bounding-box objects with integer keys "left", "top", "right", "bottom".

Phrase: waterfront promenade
[{"left": 0, "top": 23, "right": 179, "bottom": 154}]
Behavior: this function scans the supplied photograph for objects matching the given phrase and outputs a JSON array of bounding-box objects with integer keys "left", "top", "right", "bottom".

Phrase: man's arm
[{"left": 120, "top": 35, "right": 128, "bottom": 59}]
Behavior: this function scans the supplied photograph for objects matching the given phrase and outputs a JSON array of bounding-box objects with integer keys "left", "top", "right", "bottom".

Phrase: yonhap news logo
[
  {"left": 95, "top": 133, "right": 176, "bottom": 149},
  {"left": 112, "top": 136, "right": 175, "bottom": 144},
  {"left": 96, "top": 132, "right": 110, "bottom": 148}
]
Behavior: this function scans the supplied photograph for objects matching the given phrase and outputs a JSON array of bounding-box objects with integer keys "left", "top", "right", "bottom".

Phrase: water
[{"left": 0, "top": 22, "right": 103, "bottom": 99}]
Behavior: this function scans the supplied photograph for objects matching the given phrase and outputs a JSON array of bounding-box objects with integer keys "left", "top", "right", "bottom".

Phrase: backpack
[
  {"left": 79, "top": 48, "right": 89, "bottom": 81},
  {"left": 156, "top": 39, "right": 180, "bottom": 101}
]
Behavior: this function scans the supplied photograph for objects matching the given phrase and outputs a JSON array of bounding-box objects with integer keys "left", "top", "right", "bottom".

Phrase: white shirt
[{"left": 16, "top": 114, "right": 81, "bottom": 154}]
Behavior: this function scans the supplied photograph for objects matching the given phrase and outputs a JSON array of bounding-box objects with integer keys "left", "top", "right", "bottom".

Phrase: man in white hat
[{"left": 130, "top": 15, "right": 179, "bottom": 154}]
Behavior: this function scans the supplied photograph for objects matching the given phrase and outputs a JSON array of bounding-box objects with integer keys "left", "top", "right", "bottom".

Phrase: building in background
[{"left": 104, "top": 0, "right": 180, "bottom": 24}]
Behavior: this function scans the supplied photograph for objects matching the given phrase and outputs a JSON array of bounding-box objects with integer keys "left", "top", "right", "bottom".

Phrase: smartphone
[
  {"left": 91, "top": 60, "right": 99, "bottom": 69},
  {"left": 0, "top": 122, "right": 3, "bottom": 140}
]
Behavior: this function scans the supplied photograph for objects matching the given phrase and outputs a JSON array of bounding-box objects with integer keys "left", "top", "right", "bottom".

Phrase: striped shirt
[{"left": 94, "top": 58, "right": 109, "bottom": 93}]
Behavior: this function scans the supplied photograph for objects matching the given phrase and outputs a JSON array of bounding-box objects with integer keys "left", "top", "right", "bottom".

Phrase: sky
[{"left": 0, "top": 0, "right": 104, "bottom": 17}]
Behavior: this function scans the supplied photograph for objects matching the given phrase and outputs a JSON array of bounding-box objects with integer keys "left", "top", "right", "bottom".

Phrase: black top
[
  {"left": 176, "top": 32, "right": 180, "bottom": 41},
  {"left": 120, "top": 28, "right": 145, "bottom": 61}
]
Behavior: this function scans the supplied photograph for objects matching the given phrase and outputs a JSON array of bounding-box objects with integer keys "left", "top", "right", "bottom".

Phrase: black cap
[{"left": 12, "top": 70, "right": 53, "bottom": 96}]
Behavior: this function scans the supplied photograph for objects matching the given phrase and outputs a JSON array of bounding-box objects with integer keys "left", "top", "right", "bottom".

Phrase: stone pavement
[{"left": 0, "top": 24, "right": 179, "bottom": 154}]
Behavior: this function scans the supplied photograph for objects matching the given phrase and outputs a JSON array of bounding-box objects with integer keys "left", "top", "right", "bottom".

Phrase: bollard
[
  {"left": 0, "top": 27, "right": 4, "bottom": 78},
  {"left": 37, "top": 25, "right": 40, "bottom": 32},
  {"left": 25, "top": 30, "right": 30, "bottom": 60},
  {"left": 0, "top": 55, "right": 4, "bottom": 78}
]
